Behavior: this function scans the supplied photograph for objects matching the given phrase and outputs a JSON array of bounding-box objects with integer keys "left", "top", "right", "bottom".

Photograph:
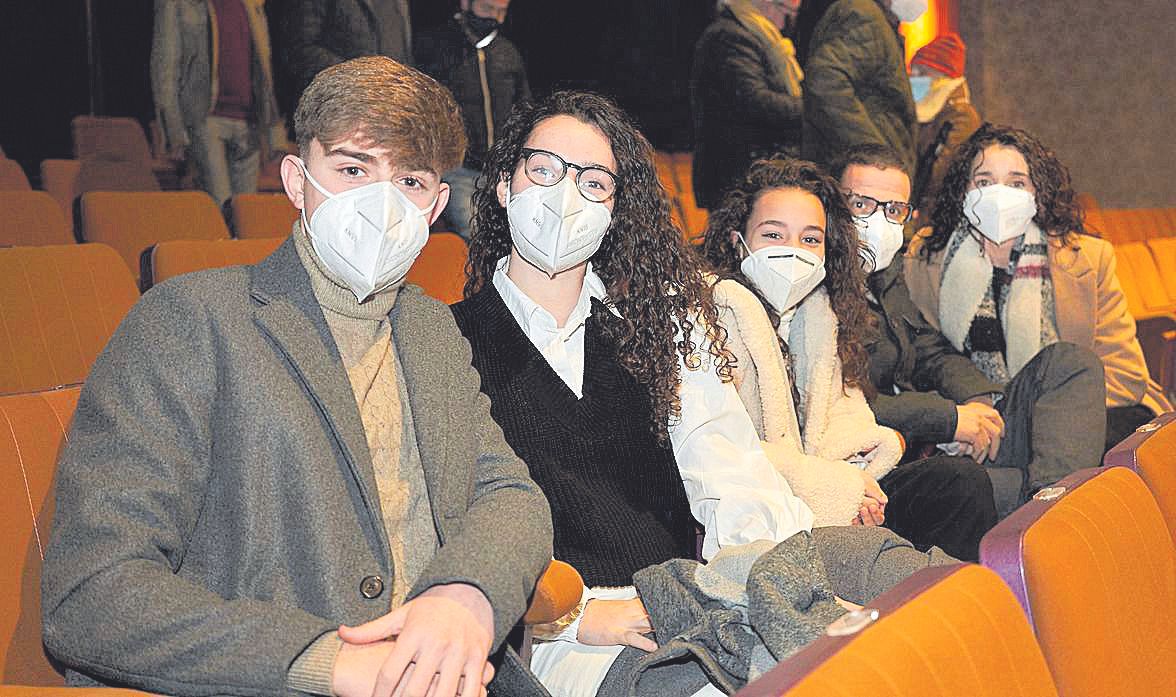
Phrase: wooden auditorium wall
[{"left": 959, "top": 1, "right": 1176, "bottom": 208}]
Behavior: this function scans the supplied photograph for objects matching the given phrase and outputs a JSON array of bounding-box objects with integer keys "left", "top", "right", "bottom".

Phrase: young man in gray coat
[{"left": 42, "top": 56, "right": 553, "bottom": 697}]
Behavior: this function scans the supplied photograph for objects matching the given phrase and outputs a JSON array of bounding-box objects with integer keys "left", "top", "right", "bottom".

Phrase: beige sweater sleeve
[{"left": 287, "top": 630, "right": 342, "bottom": 696}]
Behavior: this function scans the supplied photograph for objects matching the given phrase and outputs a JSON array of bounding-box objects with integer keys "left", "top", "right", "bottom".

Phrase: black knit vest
[{"left": 451, "top": 286, "right": 696, "bottom": 587}]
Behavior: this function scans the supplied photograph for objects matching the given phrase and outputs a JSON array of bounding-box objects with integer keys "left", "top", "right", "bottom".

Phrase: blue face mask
[{"left": 909, "top": 75, "right": 933, "bottom": 103}]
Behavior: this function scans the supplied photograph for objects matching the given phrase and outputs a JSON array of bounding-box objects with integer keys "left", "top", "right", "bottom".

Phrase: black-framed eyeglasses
[
  {"left": 844, "top": 191, "right": 913, "bottom": 225},
  {"left": 518, "top": 148, "right": 620, "bottom": 203}
]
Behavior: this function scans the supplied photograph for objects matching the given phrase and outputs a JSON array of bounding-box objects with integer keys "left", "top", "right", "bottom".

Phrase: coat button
[{"left": 360, "top": 575, "right": 384, "bottom": 599}]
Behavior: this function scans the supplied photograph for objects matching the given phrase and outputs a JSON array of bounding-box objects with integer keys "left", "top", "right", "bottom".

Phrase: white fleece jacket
[{"left": 715, "top": 279, "right": 903, "bottom": 527}]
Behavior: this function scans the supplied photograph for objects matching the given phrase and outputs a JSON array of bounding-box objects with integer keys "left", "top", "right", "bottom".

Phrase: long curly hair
[
  {"left": 922, "top": 123, "right": 1085, "bottom": 258},
  {"left": 699, "top": 157, "right": 872, "bottom": 390},
  {"left": 464, "top": 91, "right": 734, "bottom": 440}
]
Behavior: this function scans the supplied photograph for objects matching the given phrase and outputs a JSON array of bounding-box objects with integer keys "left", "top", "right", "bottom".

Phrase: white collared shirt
[{"left": 491, "top": 257, "right": 814, "bottom": 557}]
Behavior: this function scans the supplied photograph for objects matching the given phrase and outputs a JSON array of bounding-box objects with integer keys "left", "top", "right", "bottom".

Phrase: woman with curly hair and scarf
[
  {"left": 700, "top": 157, "right": 996, "bottom": 561},
  {"left": 450, "top": 91, "right": 951, "bottom": 697},
  {"left": 905, "top": 124, "right": 1169, "bottom": 470}
]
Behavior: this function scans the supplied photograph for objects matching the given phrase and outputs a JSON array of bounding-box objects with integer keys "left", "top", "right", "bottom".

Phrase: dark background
[
  {"left": 0, "top": 0, "right": 711, "bottom": 184},
  {"left": 3, "top": 1, "right": 1174, "bottom": 207}
]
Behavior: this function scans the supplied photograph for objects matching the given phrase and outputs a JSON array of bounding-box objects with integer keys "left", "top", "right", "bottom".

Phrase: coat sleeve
[
  {"left": 803, "top": 13, "right": 888, "bottom": 154},
  {"left": 41, "top": 283, "right": 336, "bottom": 697},
  {"left": 759, "top": 440, "right": 864, "bottom": 528},
  {"left": 816, "top": 385, "right": 902, "bottom": 482},
  {"left": 150, "top": 0, "right": 188, "bottom": 150},
  {"left": 711, "top": 27, "right": 802, "bottom": 129},
  {"left": 406, "top": 320, "right": 553, "bottom": 650},
  {"left": 868, "top": 390, "right": 959, "bottom": 444},
  {"left": 281, "top": 0, "right": 345, "bottom": 99},
  {"left": 1090, "top": 240, "right": 1152, "bottom": 407}
]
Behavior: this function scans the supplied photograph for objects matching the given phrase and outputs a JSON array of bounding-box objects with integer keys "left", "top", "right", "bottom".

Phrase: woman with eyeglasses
[
  {"left": 699, "top": 157, "right": 997, "bottom": 561},
  {"left": 904, "top": 124, "right": 1170, "bottom": 456},
  {"left": 450, "top": 91, "right": 951, "bottom": 697}
]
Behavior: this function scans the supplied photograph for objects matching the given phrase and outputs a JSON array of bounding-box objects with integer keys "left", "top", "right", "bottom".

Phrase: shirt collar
[{"left": 491, "top": 256, "right": 618, "bottom": 341}]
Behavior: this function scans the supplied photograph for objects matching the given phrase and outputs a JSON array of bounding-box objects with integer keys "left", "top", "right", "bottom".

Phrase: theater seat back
[
  {"left": 142, "top": 237, "right": 285, "bottom": 290},
  {"left": 0, "top": 192, "right": 74, "bottom": 247},
  {"left": 737, "top": 564, "right": 1058, "bottom": 697},
  {"left": 80, "top": 191, "right": 230, "bottom": 288},
  {"left": 228, "top": 193, "right": 298, "bottom": 240},
  {"left": 981, "top": 467, "right": 1176, "bottom": 697},
  {"left": 0, "top": 244, "right": 139, "bottom": 395},
  {"left": 1105, "top": 411, "right": 1176, "bottom": 549},
  {"left": 0, "top": 387, "right": 81, "bottom": 685},
  {"left": 404, "top": 233, "right": 468, "bottom": 305}
]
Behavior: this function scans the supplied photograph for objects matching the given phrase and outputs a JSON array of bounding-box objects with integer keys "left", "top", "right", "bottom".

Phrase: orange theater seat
[
  {"left": 1147, "top": 237, "right": 1176, "bottom": 303},
  {"left": 737, "top": 564, "right": 1058, "bottom": 697},
  {"left": 0, "top": 387, "right": 81, "bottom": 685},
  {"left": 1086, "top": 207, "right": 1176, "bottom": 246},
  {"left": 0, "top": 159, "right": 31, "bottom": 191},
  {"left": 141, "top": 237, "right": 285, "bottom": 290},
  {"left": 980, "top": 467, "right": 1176, "bottom": 697},
  {"left": 405, "top": 232, "right": 468, "bottom": 305},
  {"left": 1112, "top": 242, "right": 1176, "bottom": 319},
  {"left": 228, "top": 193, "right": 299, "bottom": 239},
  {"left": 0, "top": 244, "right": 139, "bottom": 395},
  {"left": 1105, "top": 411, "right": 1176, "bottom": 550},
  {"left": 79, "top": 191, "right": 230, "bottom": 289},
  {"left": 0, "top": 191, "right": 74, "bottom": 247}
]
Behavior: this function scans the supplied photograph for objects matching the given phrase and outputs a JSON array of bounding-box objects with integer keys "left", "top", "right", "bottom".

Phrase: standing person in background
[
  {"left": 795, "top": 0, "right": 923, "bottom": 175},
  {"left": 281, "top": 0, "right": 413, "bottom": 107},
  {"left": 909, "top": 32, "right": 980, "bottom": 220},
  {"left": 416, "top": 0, "right": 530, "bottom": 239},
  {"left": 691, "top": 0, "right": 804, "bottom": 210},
  {"left": 151, "top": 0, "right": 287, "bottom": 208}
]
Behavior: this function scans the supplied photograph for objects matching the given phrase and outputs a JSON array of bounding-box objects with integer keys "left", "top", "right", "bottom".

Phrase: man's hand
[
  {"left": 577, "top": 597, "right": 658, "bottom": 652},
  {"left": 334, "top": 583, "right": 494, "bottom": 697},
  {"left": 954, "top": 401, "right": 1004, "bottom": 464}
]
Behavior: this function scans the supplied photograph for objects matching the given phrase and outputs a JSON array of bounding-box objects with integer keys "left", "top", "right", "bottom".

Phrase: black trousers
[
  {"left": 1105, "top": 404, "right": 1156, "bottom": 453},
  {"left": 880, "top": 454, "right": 997, "bottom": 562}
]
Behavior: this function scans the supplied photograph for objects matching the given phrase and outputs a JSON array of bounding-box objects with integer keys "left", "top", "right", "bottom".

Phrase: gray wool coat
[{"left": 41, "top": 238, "right": 553, "bottom": 696}]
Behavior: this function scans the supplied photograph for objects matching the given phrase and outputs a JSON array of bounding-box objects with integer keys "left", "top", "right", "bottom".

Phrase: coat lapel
[
  {"left": 249, "top": 239, "right": 389, "bottom": 561},
  {"left": 389, "top": 288, "right": 454, "bottom": 522},
  {"left": 1049, "top": 238, "right": 1096, "bottom": 347}
]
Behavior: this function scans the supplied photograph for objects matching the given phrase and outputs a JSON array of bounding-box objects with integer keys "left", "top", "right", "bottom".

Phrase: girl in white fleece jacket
[{"left": 701, "top": 157, "right": 996, "bottom": 560}]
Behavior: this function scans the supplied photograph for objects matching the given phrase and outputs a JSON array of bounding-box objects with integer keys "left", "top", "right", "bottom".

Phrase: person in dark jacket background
[
  {"left": 416, "top": 0, "right": 530, "bottom": 238},
  {"left": 280, "top": 0, "right": 413, "bottom": 111},
  {"left": 796, "top": 0, "right": 921, "bottom": 175},
  {"left": 690, "top": 0, "right": 803, "bottom": 210},
  {"left": 909, "top": 32, "right": 981, "bottom": 219}
]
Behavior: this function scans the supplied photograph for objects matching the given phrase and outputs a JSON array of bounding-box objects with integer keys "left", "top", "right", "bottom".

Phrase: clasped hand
[{"left": 332, "top": 582, "right": 494, "bottom": 697}]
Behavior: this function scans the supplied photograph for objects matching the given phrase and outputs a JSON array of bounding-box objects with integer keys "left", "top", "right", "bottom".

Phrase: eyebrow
[
  {"left": 756, "top": 219, "right": 824, "bottom": 235},
  {"left": 973, "top": 169, "right": 1030, "bottom": 178},
  {"left": 325, "top": 147, "right": 377, "bottom": 163}
]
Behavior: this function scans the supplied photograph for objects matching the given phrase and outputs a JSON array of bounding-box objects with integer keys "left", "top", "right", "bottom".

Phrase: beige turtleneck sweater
[{"left": 287, "top": 223, "right": 439, "bottom": 694}]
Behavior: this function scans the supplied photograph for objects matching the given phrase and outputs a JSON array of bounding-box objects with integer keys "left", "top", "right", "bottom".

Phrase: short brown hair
[{"left": 294, "top": 56, "right": 466, "bottom": 174}]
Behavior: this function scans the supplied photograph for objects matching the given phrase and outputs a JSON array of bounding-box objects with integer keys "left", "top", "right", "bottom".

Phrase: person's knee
[{"left": 1037, "top": 341, "right": 1104, "bottom": 378}]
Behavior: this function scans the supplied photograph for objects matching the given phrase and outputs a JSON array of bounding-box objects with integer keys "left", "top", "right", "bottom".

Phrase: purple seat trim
[
  {"left": 978, "top": 467, "right": 1106, "bottom": 630},
  {"left": 1103, "top": 411, "right": 1175, "bottom": 471},
  {"left": 734, "top": 563, "right": 970, "bottom": 697}
]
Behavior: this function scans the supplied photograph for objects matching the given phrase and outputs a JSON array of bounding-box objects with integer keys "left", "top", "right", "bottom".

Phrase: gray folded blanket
[{"left": 596, "top": 532, "right": 846, "bottom": 697}]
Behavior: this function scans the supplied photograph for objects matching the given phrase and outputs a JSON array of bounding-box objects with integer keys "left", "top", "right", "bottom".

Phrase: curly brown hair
[
  {"left": 922, "top": 123, "right": 1085, "bottom": 258},
  {"left": 699, "top": 157, "right": 873, "bottom": 390},
  {"left": 464, "top": 91, "right": 733, "bottom": 440}
]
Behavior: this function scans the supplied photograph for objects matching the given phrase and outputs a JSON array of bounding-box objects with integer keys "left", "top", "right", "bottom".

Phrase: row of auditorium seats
[
  {"left": 0, "top": 382, "right": 582, "bottom": 691},
  {"left": 738, "top": 415, "right": 1176, "bottom": 696},
  {"left": 0, "top": 233, "right": 468, "bottom": 396},
  {"left": 654, "top": 151, "right": 709, "bottom": 241},
  {"left": 4, "top": 385, "right": 1174, "bottom": 694}
]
